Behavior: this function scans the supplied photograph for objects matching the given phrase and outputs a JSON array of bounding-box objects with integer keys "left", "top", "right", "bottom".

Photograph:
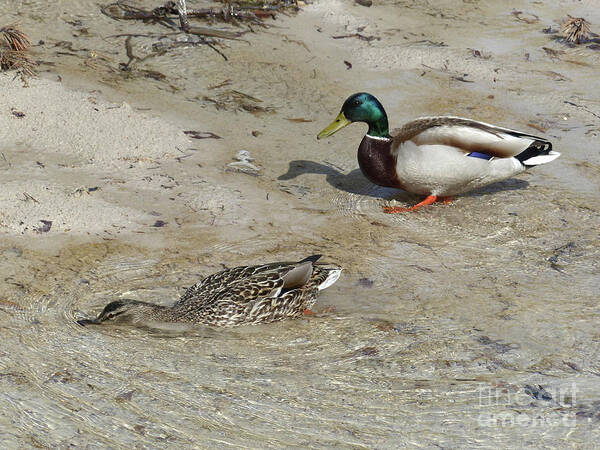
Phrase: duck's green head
[{"left": 317, "top": 93, "right": 390, "bottom": 139}]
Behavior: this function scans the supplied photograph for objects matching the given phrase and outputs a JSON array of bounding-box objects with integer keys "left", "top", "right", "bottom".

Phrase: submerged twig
[
  {"left": 101, "top": 1, "right": 248, "bottom": 39},
  {"left": 151, "top": 35, "right": 229, "bottom": 61},
  {"left": 512, "top": 10, "right": 539, "bottom": 24},
  {"left": 164, "top": 1, "right": 267, "bottom": 26},
  {"left": 199, "top": 89, "right": 275, "bottom": 114},
  {"left": 564, "top": 100, "right": 600, "bottom": 120},
  {"left": 23, "top": 192, "right": 39, "bottom": 203},
  {"left": 101, "top": 2, "right": 179, "bottom": 29},
  {"left": 184, "top": 130, "right": 222, "bottom": 139},
  {"left": 331, "top": 33, "right": 380, "bottom": 42},
  {"left": 100, "top": 1, "right": 301, "bottom": 68},
  {"left": 120, "top": 36, "right": 166, "bottom": 71}
]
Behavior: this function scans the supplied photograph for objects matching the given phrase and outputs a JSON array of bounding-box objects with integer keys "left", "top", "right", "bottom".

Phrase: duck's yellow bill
[{"left": 317, "top": 112, "right": 351, "bottom": 139}]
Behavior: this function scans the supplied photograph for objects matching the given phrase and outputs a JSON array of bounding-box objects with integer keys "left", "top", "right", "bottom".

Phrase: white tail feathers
[
  {"left": 521, "top": 150, "right": 561, "bottom": 166},
  {"left": 318, "top": 269, "right": 342, "bottom": 290}
]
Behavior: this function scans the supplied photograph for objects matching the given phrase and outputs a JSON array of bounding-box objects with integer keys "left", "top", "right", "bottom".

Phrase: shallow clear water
[{"left": 1, "top": 0, "right": 599, "bottom": 447}]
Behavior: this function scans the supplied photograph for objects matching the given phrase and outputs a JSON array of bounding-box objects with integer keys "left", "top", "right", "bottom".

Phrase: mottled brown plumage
[{"left": 79, "top": 255, "right": 342, "bottom": 327}]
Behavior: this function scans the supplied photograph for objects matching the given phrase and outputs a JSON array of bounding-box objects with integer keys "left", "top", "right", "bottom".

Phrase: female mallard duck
[
  {"left": 317, "top": 93, "right": 560, "bottom": 212},
  {"left": 78, "top": 255, "right": 341, "bottom": 327}
]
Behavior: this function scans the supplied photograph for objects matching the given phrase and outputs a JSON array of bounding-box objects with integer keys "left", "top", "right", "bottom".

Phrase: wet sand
[{"left": 1, "top": 0, "right": 599, "bottom": 447}]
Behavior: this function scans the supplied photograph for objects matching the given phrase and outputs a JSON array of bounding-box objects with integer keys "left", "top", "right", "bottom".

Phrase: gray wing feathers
[{"left": 392, "top": 116, "right": 550, "bottom": 158}]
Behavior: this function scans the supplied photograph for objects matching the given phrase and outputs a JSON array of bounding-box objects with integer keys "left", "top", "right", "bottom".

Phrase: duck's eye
[{"left": 352, "top": 100, "right": 361, "bottom": 106}]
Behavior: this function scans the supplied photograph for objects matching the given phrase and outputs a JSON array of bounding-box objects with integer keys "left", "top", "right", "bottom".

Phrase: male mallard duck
[
  {"left": 78, "top": 255, "right": 341, "bottom": 327},
  {"left": 317, "top": 93, "right": 560, "bottom": 212}
]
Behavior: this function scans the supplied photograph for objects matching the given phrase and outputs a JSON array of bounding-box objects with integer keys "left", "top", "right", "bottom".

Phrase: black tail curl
[{"left": 515, "top": 140, "right": 553, "bottom": 166}]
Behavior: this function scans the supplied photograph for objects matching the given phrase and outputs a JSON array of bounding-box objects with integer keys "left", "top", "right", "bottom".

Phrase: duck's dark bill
[
  {"left": 77, "top": 318, "right": 100, "bottom": 326},
  {"left": 317, "top": 112, "right": 351, "bottom": 139}
]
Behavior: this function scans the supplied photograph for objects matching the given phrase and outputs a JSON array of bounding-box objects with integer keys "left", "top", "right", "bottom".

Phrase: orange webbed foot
[
  {"left": 382, "top": 206, "right": 413, "bottom": 213},
  {"left": 383, "top": 195, "right": 439, "bottom": 213}
]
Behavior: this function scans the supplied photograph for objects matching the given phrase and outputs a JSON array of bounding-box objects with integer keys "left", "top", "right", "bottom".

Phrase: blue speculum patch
[{"left": 467, "top": 152, "right": 493, "bottom": 160}]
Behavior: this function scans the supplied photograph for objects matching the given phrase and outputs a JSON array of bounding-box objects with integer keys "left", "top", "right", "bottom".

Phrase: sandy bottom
[{"left": 0, "top": 0, "right": 599, "bottom": 447}]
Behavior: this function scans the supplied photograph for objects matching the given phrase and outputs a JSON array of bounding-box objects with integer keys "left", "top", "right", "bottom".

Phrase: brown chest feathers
[{"left": 357, "top": 135, "right": 401, "bottom": 188}]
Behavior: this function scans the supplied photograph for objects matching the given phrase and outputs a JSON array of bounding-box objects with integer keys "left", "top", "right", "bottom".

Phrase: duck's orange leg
[{"left": 383, "top": 195, "right": 452, "bottom": 213}]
